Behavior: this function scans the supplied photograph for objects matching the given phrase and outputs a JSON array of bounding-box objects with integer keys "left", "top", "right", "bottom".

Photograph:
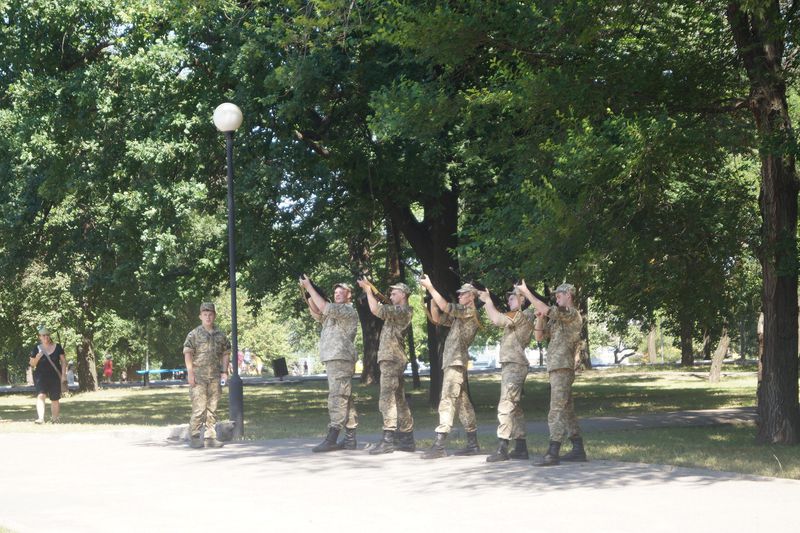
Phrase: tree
[
  {"left": 0, "top": 1, "right": 235, "bottom": 390},
  {"left": 726, "top": 0, "right": 800, "bottom": 444}
]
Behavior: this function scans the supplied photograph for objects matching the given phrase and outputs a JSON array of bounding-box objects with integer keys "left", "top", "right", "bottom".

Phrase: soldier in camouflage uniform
[
  {"left": 183, "top": 302, "right": 231, "bottom": 449},
  {"left": 419, "top": 275, "right": 481, "bottom": 459},
  {"left": 478, "top": 288, "right": 535, "bottom": 462},
  {"left": 518, "top": 281, "right": 586, "bottom": 466},
  {"left": 301, "top": 275, "right": 360, "bottom": 453},
  {"left": 357, "top": 278, "right": 415, "bottom": 454}
]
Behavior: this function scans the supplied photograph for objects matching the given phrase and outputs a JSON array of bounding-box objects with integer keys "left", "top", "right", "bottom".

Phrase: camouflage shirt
[
  {"left": 543, "top": 305, "right": 582, "bottom": 372},
  {"left": 318, "top": 303, "right": 359, "bottom": 363},
  {"left": 183, "top": 325, "right": 231, "bottom": 379},
  {"left": 376, "top": 303, "right": 413, "bottom": 364},
  {"left": 498, "top": 308, "right": 536, "bottom": 365},
  {"left": 439, "top": 303, "right": 479, "bottom": 368}
]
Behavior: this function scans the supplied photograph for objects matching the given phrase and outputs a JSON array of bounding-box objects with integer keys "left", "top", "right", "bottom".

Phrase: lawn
[
  {"left": 0, "top": 369, "right": 756, "bottom": 440},
  {"left": 4, "top": 369, "right": 792, "bottom": 478}
]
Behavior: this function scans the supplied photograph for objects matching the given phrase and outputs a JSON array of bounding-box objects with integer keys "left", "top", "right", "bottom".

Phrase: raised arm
[
  {"left": 357, "top": 278, "right": 381, "bottom": 318},
  {"left": 478, "top": 290, "right": 510, "bottom": 327},
  {"left": 419, "top": 274, "right": 449, "bottom": 313},
  {"left": 301, "top": 275, "right": 327, "bottom": 316},
  {"left": 516, "top": 279, "right": 549, "bottom": 316}
]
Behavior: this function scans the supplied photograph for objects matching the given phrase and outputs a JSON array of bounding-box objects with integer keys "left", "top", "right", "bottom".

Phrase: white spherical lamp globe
[{"left": 213, "top": 103, "right": 243, "bottom": 132}]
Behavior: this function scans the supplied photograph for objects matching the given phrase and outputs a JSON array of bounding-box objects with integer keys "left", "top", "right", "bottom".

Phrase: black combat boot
[
  {"left": 312, "top": 427, "right": 341, "bottom": 453},
  {"left": 421, "top": 432, "right": 448, "bottom": 459},
  {"left": 369, "top": 430, "right": 395, "bottom": 455},
  {"left": 452, "top": 431, "right": 481, "bottom": 456},
  {"left": 485, "top": 439, "right": 510, "bottom": 463},
  {"left": 508, "top": 438, "right": 529, "bottom": 460},
  {"left": 339, "top": 428, "right": 357, "bottom": 450},
  {"left": 533, "top": 440, "right": 561, "bottom": 467},
  {"left": 560, "top": 436, "right": 587, "bottom": 462},
  {"left": 189, "top": 436, "right": 204, "bottom": 449},
  {"left": 395, "top": 430, "right": 416, "bottom": 452}
]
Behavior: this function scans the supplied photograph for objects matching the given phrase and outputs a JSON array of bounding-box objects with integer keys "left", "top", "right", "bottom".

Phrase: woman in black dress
[{"left": 29, "top": 326, "right": 66, "bottom": 423}]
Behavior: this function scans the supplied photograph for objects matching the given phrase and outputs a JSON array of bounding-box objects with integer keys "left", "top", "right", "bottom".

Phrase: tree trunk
[
  {"left": 709, "top": 327, "right": 730, "bottom": 383},
  {"left": 702, "top": 328, "right": 712, "bottom": 360},
  {"left": 728, "top": 1, "right": 800, "bottom": 443},
  {"left": 349, "top": 227, "right": 382, "bottom": 385},
  {"left": 76, "top": 331, "right": 98, "bottom": 392},
  {"left": 355, "top": 297, "right": 382, "bottom": 385},
  {"left": 647, "top": 325, "right": 658, "bottom": 364},
  {"left": 577, "top": 294, "right": 592, "bottom": 370},
  {"left": 388, "top": 218, "right": 421, "bottom": 388},
  {"left": 0, "top": 366, "right": 7, "bottom": 385},
  {"left": 385, "top": 187, "right": 461, "bottom": 406},
  {"left": 679, "top": 315, "right": 694, "bottom": 366}
]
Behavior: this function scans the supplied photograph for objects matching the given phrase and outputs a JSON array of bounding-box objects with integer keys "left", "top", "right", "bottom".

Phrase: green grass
[
  {"left": 585, "top": 425, "right": 800, "bottom": 479},
  {"left": 3, "top": 370, "right": 791, "bottom": 478},
  {"left": 469, "top": 423, "right": 800, "bottom": 479},
  {"left": 0, "top": 370, "right": 756, "bottom": 439}
]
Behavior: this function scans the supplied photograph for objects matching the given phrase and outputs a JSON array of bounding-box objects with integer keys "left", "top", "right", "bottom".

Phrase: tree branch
[
  {"left": 293, "top": 130, "right": 331, "bottom": 157},
  {"left": 62, "top": 41, "right": 112, "bottom": 71}
]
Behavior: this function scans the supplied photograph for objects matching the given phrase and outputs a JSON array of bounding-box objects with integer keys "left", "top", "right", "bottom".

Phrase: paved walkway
[{"left": 1, "top": 407, "right": 795, "bottom": 533}]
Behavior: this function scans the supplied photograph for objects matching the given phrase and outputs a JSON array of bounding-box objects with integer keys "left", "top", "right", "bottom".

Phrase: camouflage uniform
[
  {"left": 542, "top": 304, "right": 583, "bottom": 442},
  {"left": 496, "top": 308, "right": 536, "bottom": 440},
  {"left": 376, "top": 303, "right": 414, "bottom": 432},
  {"left": 435, "top": 303, "right": 479, "bottom": 434},
  {"left": 318, "top": 302, "right": 359, "bottom": 430},
  {"left": 184, "top": 325, "right": 231, "bottom": 440}
]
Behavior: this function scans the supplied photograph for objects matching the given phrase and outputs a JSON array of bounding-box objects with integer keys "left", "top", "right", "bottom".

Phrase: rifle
[
  {"left": 398, "top": 261, "right": 436, "bottom": 323},
  {"left": 356, "top": 276, "right": 390, "bottom": 304},
  {"left": 298, "top": 275, "right": 330, "bottom": 303}
]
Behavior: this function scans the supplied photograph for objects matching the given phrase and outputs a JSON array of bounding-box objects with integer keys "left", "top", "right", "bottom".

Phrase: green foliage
[{"left": 0, "top": 0, "right": 780, "bottom": 387}]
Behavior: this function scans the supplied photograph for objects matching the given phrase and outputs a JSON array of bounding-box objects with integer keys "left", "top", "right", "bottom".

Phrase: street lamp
[{"left": 213, "top": 102, "right": 244, "bottom": 439}]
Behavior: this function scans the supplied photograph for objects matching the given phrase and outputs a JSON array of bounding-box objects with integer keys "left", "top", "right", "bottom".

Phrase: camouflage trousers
[
  {"left": 325, "top": 360, "right": 358, "bottom": 430},
  {"left": 547, "top": 368, "right": 581, "bottom": 443},
  {"left": 378, "top": 360, "right": 413, "bottom": 432},
  {"left": 435, "top": 365, "right": 477, "bottom": 434},
  {"left": 190, "top": 376, "right": 221, "bottom": 439},
  {"left": 497, "top": 362, "right": 528, "bottom": 440}
]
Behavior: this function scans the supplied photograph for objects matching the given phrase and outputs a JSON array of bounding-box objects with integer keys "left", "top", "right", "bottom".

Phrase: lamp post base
[{"left": 228, "top": 373, "right": 244, "bottom": 439}]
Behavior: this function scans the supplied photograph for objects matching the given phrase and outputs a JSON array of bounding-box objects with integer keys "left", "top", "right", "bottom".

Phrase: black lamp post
[{"left": 213, "top": 102, "right": 244, "bottom": 439}]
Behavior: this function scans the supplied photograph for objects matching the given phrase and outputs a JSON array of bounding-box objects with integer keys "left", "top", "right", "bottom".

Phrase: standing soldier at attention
[
  {"left": 301, "top": 275, "right": 360, "bottom": 453},
  {"left": 418, "top": 275, "right": 481, "bottom": 459},
  {"left": 357, "top": 278, "right": 416, "bottom": 454},
  {"left": 517, "top": 281, "right": 586, "bottom": 466},
  {"left": 478, "top": 288, "right": 535, "bottom": 462},
  {"left": 183, "top": 302, "right": 231, "bottom": 449}
]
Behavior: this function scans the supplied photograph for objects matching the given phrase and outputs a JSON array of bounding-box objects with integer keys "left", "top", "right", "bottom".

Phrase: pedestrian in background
[{"left": 29, "top": 326, "right": 66, "bottom": 424}]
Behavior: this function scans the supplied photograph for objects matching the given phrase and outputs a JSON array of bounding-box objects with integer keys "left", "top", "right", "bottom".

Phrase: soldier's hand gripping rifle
[
  {"left": 399, "top": 261, "right": 436, "bottom": 323},
  {"left": 298, "top": 274, "right": 330, "bottom": 302},
  {"left": 357, "top": 276, "right": 390, "bottom": 304}
]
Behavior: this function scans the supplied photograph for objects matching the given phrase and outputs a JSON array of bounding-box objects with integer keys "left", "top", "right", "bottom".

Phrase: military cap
[
  {"left": 389, "top": 282, "right": 412, "bottom": 295},
  {"left": 200, "top": 302, "right": 216, "bottom": 313},
  {"left": 334, "top": 282, "right": 353, "bottom": 293},
  {"left": 555, "top": 283, "right": 576, "bottom": 297},
  {"left": 456, "top": 283, "right": 479, "bottom": 295}
]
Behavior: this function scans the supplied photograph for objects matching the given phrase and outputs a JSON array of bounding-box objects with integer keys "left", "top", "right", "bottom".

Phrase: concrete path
[{"left": 1, "top": 407, "right": 796, "bottom": 533}]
